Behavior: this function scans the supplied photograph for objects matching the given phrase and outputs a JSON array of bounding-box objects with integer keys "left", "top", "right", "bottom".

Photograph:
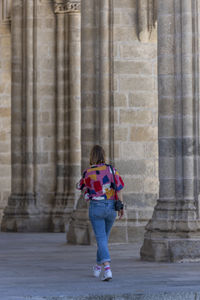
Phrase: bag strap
[{"left": 108, "top": 164, "right": 118, "bottom": 200}]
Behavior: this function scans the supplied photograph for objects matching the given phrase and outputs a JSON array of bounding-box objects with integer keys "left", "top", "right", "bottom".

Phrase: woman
[{"left": 76, "top": 145, "right": 124, "bottom": 281}]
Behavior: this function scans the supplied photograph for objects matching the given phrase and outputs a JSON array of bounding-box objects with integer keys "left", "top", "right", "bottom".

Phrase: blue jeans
[{"left": 89, "top": 200, "right": 117, "bottom": 264}]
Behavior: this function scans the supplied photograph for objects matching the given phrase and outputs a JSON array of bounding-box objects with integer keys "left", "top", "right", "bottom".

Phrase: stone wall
[
  {"left": 1, "top": 0, "right": 57, "bottom": 231},
  {"left": 67, "top": 0, "right": 158, "bottom": 244},
  {"left": 0, "top": 0, "right": 158, "bottom": 241},
  {"left": 113, "top": 0, "right": 158, "bottom": 241},
  {"left": 0, "top": 4, "right": 11, "bottom": 223}
]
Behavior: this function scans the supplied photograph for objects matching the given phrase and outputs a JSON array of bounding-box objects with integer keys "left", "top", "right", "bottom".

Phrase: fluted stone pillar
[
  {"left": 1, "top": 0, "right": 41, "bottom": 231},
  {"left": 51, "top": 0, "right": 81, "bottom": 232},
  {"left": 137, "top": 0, "right": 157, "bottom": 42},
  {"left": 140, "top": 0, "right": 200, "bottom": 262},
  {"left": 67, "top": 0, "right": 114, "bottom": 244},
  {"left": 67, "top": 10, "right": 81, "bottom": 208}
]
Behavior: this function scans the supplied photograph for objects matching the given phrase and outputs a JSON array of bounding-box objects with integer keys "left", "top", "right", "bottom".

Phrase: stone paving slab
[{"left": 0, "top": 233, "right": 200, "bottom": 300}]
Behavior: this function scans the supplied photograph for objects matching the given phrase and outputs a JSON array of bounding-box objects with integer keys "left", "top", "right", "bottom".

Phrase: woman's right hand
[{"left": 118, "top": 209, "right": 124, "bottom": 219}]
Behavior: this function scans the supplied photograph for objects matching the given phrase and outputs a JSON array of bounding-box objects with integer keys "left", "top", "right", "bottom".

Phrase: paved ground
[{"left": 0, "top": 233, "right": 200, "bottom": 300}]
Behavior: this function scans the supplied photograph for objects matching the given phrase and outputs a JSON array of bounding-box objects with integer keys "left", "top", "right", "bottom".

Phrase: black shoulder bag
[{"left": 109, "top": 165, "right": 124, "bottom": 212}]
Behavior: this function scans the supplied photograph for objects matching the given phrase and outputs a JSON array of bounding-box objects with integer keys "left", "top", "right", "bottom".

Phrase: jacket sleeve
[
  {"left": 76, "top": 170, "right": 87, "bottom": 190},
  {"left": 113, "top": 168, "right": 124, "bottom": 191}
]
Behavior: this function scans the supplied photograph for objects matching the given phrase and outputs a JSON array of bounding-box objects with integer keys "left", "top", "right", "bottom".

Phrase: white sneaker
[
  {"left": 102, "top": 269, "right": 112, "bottom": 281},
  {"left": 93, "top": 265, "right": 101, "bottom": 278}
]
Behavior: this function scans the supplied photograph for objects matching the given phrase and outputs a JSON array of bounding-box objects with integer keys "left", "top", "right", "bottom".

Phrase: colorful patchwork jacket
[{"left": 76, "top": 163, "right": 124, "bottom": 201}]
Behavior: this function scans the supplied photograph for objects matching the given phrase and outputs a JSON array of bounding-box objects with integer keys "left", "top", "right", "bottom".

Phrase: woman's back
[{"left": 78, "top": 163, "right": 124, "bottom": 201}]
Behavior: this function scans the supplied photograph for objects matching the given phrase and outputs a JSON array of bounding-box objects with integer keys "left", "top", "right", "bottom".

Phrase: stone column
[
  {"left": 51, "top": 0, "right": 81, "bottom": 232},
  {"left": 80, "top": 0, "right": 114, "bottom": 167},
  {"left": 137, "top": 0, "right": 157, "bottom": 42},
  {"left": 67, "top": 8, "right": 81, "bottom": 209},
  {"left": 140, "top": 0, "right": 200, "bottom": 262},
  {"left": 67, "top": 0, "right": 114, "bottom": 244},
  {"left": 1, "top": 0, "right": 41, "bottom": 231}
]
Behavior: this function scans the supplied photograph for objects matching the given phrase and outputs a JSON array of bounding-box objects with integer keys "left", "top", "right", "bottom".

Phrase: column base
[
  {"left": 67, "top": 196, "right": 95, "bottom": 244},
  {"left": 140, "top": 197, "right": 200, "bottom": 262},
  {"left": 1, "top": 193, "right": 49, "bottom": 232},
  {"left": 51, "top": 193, "right": 74, "bottom": 232},
  {"left": 141, "top": 234, "right": 200, "bottom": 262}
]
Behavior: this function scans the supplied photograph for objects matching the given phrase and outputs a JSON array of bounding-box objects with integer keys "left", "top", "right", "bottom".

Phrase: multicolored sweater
[{"left": 76, "top": 163, "right": 124, "bottom": 201}]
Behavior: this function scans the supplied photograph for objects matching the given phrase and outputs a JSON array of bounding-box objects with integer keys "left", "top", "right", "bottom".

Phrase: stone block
[
  {"left": 0, "top": 154, "right": 10, "bottom": 164},
  {"left": 114, "top": 28, "right": 136, "bottom": 42},
  {"left": 1, "top": 36, "right": 11, "bottom": 49},
  {"left": 130, "top": 126, "right": 157, "bottom": 142},
  {"left": 169, "top": 239, "right": 200, "bottom": 262},
  {"left": 0, "top": 131, "right": 6, "bottom": 142},
  {"left": 114, "top": 93, "right": 127, "bottom": 107},
  {"left": 182, "top": 75, "right": 193, "bottom": 95},
  {"left": 145, "top": 142, "right": 158, "bottom": 158},
  {"left": 159, "top": 179, "right": 175, "bottom": 198},
  {"left": 38, "top": 124, "right": 55, "bottom": 138},
  {"left": 159, "top": 97, "right": 175, "bottom": 116},
  {"left": 114, "top": 109, "right": 119, "bottom": 124},
  {"left": 45, "top": 18, "right": 55, "bottom": 29},
  {"left": 0, "top": 178, "right": 11, "bottom": 190},
  {"left": 39, "top": 112, "right": 50, "bottom": 123},
  {"left": 123, "top": 177, "right": 144, "bottom": 193},
  {"left": 158, "top": 0, "right": 174, "bottom": 15},
  {"left": 0, "top": 108, "right": 10, "bottom": 118},
  {"left": 113, "top": 12, "right": 121, "bottom": 25},
  {"left": 121, "top": 11, "right": 137, "bottom": 26},
  {"left": 40, "top": 166, "right": 54, "bottom": 179},
  {"left": 114, "top": 143, "right": 120, "bottom": 159},
  {"left": 0, "top": 166, "right": 11, "bottom": 177},
  {"left": 109, "top": 223, "right": 128, "bottom": 243},
  {"left": 159, "top": 55, "right": 174, "bottom": 76},
  {"left": 129, "top": 92, "right": 156, "bottom": 108},
  {"left": 120, "top": 110, "right": 153, "bottom": 125},
  {"left": 120, "top": 43, "right": 157, "bottom": 60},
  {"left": 37, "top": 3, "right": 54, "bottom": 17},
  {"left": 116, "top": 159, "right": 146, "bottom": 175},
  {"left": 159, "top": 157, "right": 175, "bottom": 179},
  {"left": 0, "top": 24, "right": 10, "bottom": 35},
  {"left": 124, "top": 193, "right": 157, "bottom": 209},
  {"left": 0, "top": 117, "right": 11, "bottom": 129},
  {"left": 144, "top": 177, "right": 159, "bottom": 194},
  {"left": 159, "top": 138, "right": 175, "bottom": 157},
  {"left": 69, "top": 150, "right": 81, "bottom": 165},
  {"left": 0, "top": 142, "right": 10, "bottom": 153},
  {"left": 126, "top": 209, "right": 138, "bottom": 220},
  {"left": 140, "top": 237, "right": 169, "bottom": 262},
  {"left": 120, "top": 76, "right": 154, "bottom": 92},
  {"left": 159, "top": 34, "right": 174, "bottom": 57},
  {"left": 38, "top": 84, "right": 55, "bottom": 98},
  {"left": 158, "top": 75, "right": 175, "bottom": 98},
  {"left": 138, "top": 210, "right": 154, "bottom": 221},
  {"left": 121, "top": 142, "right": 145, "bottom": 159},
  {"left": 127, "top": 225, "right": 145, "bottom": 243},
  {"left": 114, "top": 0, "right": 136, "bottom": 8},
  {"left": 39, "top": 58, "right": 55, "bottom": 70},
  {"left": 145, "top": 160, "right": 155, "bottom": 177},
  {"left": 38, "top": 70, "right": 54, "bottom": 82},
  {"left": 113, "top": 77, "right": 119, "bottom": 91},
  {"left": 159, "top": 117, "right": 175, "bottom": 138},
  {"left": 115, "top": 61, "right": 152, "bottom": 75},
  {"left": 114, "top": 127, "right": 128, "bottom": 141}
]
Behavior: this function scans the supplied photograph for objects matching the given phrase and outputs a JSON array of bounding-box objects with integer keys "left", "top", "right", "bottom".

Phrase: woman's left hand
[{"left": 118, "top": 209, "right": 124, "bottom": 219}]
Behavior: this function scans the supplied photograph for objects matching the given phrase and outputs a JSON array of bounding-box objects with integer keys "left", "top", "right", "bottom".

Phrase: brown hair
[{"left": 90, "top": 145, "right": 106, "bottom": 165}]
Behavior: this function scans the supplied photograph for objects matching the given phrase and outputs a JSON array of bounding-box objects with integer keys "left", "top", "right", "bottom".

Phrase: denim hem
[{"left": 97, "top": 258, "right": 111, "bottom": 264}]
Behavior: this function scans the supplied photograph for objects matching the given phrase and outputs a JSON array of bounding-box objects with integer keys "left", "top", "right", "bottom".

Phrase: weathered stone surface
[
  {"left": 0, "top": 7, "right": 11, "bottom": 223},
  {"left": 141, "top": 0, "right": 200, "bottom": 262},
  {"left": 0, "top": 0, "right": 159, "bottom": 244}
]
